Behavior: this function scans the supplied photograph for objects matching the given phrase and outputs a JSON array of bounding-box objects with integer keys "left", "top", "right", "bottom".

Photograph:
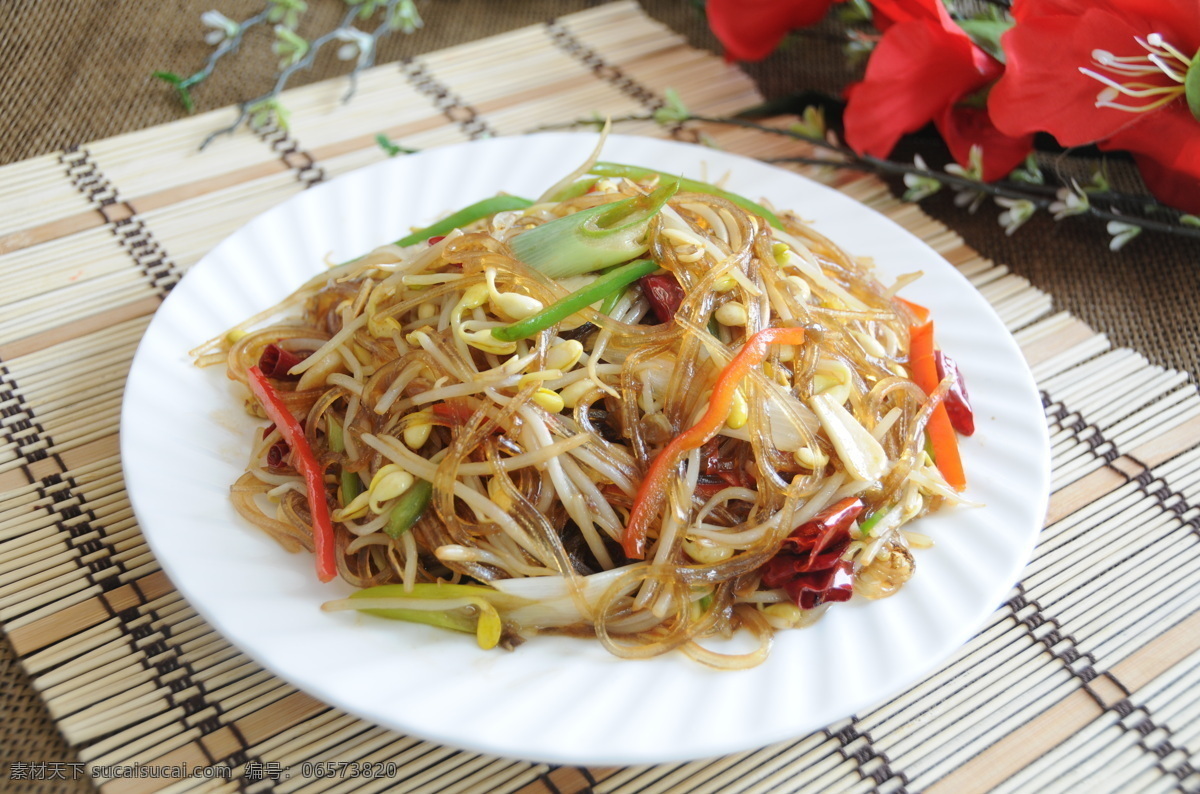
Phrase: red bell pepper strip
[
  {"left": 909, "top": 322, "right": 966, "bottom": 491},
  {"left": 246, "top": 365, "right": 337, "bottom": 583},
  {"left": 622, "top": 326, "right": 806, "bottom": 559}
]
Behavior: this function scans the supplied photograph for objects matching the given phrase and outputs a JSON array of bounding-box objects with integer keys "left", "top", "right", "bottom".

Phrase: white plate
[{"left": 121, "top": 133, "right": 1050, "bottom": 766}]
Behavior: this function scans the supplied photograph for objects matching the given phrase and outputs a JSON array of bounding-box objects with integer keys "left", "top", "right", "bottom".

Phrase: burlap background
[{"left": 1, "top": 1, "right": 1196, "bottom": 790}]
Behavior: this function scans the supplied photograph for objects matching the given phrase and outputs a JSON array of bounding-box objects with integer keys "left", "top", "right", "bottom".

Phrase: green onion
[
  {"left": 508, "top": 182, "right": 678, "bottom": 278},
  {"left": 547, "top": 176, "right": 600, "bottom": 202},
  {"left": 357, "top": 600, "right": 476, "bottom": 636},
  {"left": 327, "top": 419, "right": 362, "bottom": 504},
  {"left": 599, "top": 284, "right": 626, "bottom": 316},
  {"left": 348, "top": 583, "right": 508, "bottom": 649},
  {"left": 385, "top": 479, "right": 433, "bottom": 539},
  {"left": 859, "top": 507, "right": 889, "bottom": 537},
  {"left": 589, "top": 161, "right": 783, "bottom": 230},
  {"left": 394, "top": 195, "right": 534, "bottom": 247},
  {"left": 491, "top": 259, "right": 659, "bottom": 342},
  {"left": 596, "top": 262, "right": 630, "bottom": 315}
]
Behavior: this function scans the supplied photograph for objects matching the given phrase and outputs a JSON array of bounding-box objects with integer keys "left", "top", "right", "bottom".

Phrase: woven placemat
[{"left": 1, "top": 2, "right": 1198, "bottom": 791}]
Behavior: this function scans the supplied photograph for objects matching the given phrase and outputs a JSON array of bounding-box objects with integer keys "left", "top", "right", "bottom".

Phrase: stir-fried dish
[{"left": 194, "top": 143, "right": 975, "bottom": 668}]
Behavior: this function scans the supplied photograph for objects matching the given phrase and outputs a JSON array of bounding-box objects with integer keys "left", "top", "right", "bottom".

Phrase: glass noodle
[{"left": 194, "top": 145, "right": 973, "bottom": 669}]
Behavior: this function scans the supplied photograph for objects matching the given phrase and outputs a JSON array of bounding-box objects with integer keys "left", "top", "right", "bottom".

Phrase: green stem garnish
[
  {"left": 589, "top": 162, "right": 783, "bottom": 230},
  {"left": 394, "top": 195, "right": 534, "bottom": 247},
  {"left": 491, "top": 259, "right": 659, "bottom": 341},
  {"left": 508, "top": 182, "right": 678, "bottom": 278},
  {"left": 858, "top": 507, "right": 889, "bottom": 537},
  {"left": 385, "top": 479, "right": 433, "bottom": 538},
  {"left": 548, "top": 176, "right": 601, "bottom": 202},
  {"left": 599, "top": 283, "right": 628, "bottom": 316},
  {"left": 327, "top": 418, "right": 362, "bottom": 504},
  {"left": 346, "top": 583, "right": 510, "bottom": 649}
]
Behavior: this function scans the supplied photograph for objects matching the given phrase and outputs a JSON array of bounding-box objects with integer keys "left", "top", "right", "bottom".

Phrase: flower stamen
[
  {"left": 1145, "top": 33, "right": 1191, "bottom": 66},
  {"left": 1091, "top": 49, "right": 1161, "bottom": 75},
  {"left": 1081, "top": 33, "right": 1192, "bottom": 113},
  {"left": 1148, "top": 54, "right": 1187, "bottom": 82}
]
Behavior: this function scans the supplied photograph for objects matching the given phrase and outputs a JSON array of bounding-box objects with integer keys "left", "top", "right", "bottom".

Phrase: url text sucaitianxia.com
[
  {"left": 8, "top": 760, "right": 400, "bottom": 782},
  {"left": 8, "top": 762, "right": 236, "bottom": 781}
]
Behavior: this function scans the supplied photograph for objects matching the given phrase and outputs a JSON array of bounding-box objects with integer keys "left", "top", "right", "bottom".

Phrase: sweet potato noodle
[{"left": 195, "top": 163, "right": 972, "bottom": 669}]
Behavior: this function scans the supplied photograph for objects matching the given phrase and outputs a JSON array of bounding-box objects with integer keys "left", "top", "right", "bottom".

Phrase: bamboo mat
[{"left": 1, "top": 2, "right": 1198, "bottom": 791}]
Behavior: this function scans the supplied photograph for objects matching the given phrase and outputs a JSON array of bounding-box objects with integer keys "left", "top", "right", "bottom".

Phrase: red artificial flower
[
  {"left": 707, "top": 0, "right": 838, "bottom": 62},
  {"left": 989, "top": 0, "right": 1200, "bottom": 213},
  {"left": 842, "top": 0, "right": 1034, "bottom": 181},
  {"left": 868, "top": 0, "right": 944, "bottom": 29}
]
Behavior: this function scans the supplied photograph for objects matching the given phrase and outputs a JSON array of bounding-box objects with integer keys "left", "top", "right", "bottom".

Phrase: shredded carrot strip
[
  {"left": 894, "top": 296, "right": 930, "bottom": 324},
  {"left": 247, "top": 365, "right": 338, "bottom": 582},
  {"left": 622, "top": 326, "right": 806, "bottom": 559},
  {"left": 909, "top": 322, "right": 966, "bottom": 491}
]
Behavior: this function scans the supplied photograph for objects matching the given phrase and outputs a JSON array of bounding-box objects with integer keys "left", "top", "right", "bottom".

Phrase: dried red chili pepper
[
  {"left": 258, "top": 344, "right": 305, "bottom": 380},
  {"left": 762, "top": 497, "right": 864, "bottom": 609},
  {"left": 696, "top": 438, "right": 755, "bottom": 497},
  {"left": 638, "top": 272, "right": 685, "bottom": 323},
  {"left": 935, "top": 350, "right": 975, "bottom": 436},
  {"left": 265, "top": 440, "right": 291, "bottom": 470}
]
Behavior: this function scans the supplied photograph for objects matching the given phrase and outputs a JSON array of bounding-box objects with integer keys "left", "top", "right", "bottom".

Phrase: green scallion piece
[
  {"left": 385, "top": 479, "right": 433, "bottom": 539},
  {"left": 326, "top": 419, "right": 362, "bottom": 504},
  {"left": 548, "top": 176, "right": 600, "bottom": 202},
  {"left": 508, "top": 182, "right": 678, "bottom": 278},
  {"left": 491, "top": 259, "right": 659, "bottom": 342},
  {"left": 347, "top": 583, "right": 515, "bottom": 648},
  {"left": 859, "top": 507, "right": 889, "bottom": 537},
  {"left": 394, "top": 195, "right": 534, "bottom": 247},
  {"left": 358, "top": 602, "right": 476, "bottom": 635},
  {"left": 341, "top": 470, "right": 361, "bottom": 505},
  {"left": 599, "top": 284, "right": 626, "bottom": 316},
  {"left": 589, "top": 161, "right": 784, "bottom": 230}
]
